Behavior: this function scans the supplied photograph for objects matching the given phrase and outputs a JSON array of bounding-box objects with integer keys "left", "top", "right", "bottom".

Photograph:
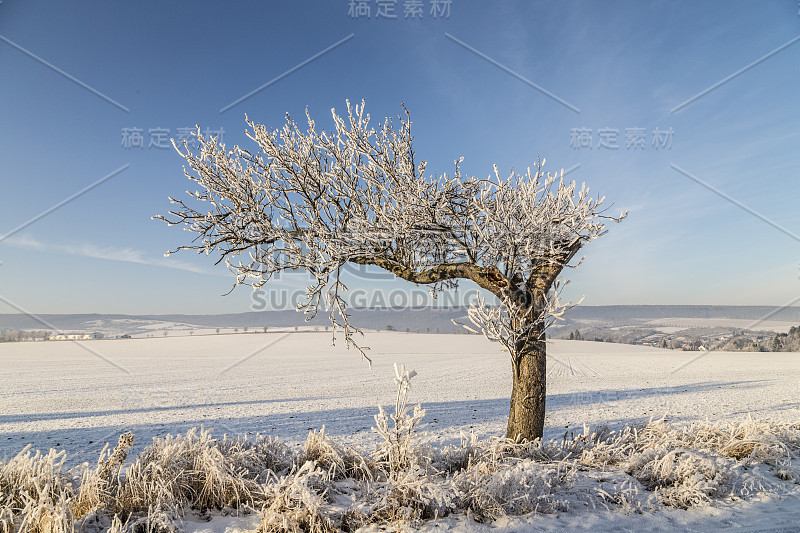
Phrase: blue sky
[{"left": 1, "top": 1, "right": 799, "bottom": 315}]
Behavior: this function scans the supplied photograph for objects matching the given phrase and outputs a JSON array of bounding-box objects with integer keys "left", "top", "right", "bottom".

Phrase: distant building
[{"left": 48, "top": 332, "right": 104, "bottom": 341}]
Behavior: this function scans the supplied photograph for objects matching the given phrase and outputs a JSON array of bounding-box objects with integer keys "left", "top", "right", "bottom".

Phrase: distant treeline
[
  {"left": 0, "top": 329, "right": 51, "bottom": 342},
  {"left": 767, "top": 326, "right": 800, "bottom": 352},
  {"left": 565, "top": 326, "right": 800, "bottom": 353},
  {"left": 713, "top": 326, "right": 800, "bottom": 352}
]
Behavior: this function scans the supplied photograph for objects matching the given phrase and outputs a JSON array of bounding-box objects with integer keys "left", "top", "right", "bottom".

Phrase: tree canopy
[{"left": 158, "top": 101, "right": 626, "bottom": 439}]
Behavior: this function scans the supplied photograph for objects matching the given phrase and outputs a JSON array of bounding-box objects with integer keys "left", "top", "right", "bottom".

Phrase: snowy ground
[
  {"left": 643, "top": 317, "right": 796, "bottom": 333},
  {"left": 1, "top": 332, "right": 799, "bottom": 531}
]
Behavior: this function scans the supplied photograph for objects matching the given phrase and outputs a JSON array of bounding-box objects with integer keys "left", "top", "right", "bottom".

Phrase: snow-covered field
[
  {"left": 643, "top": 317, "right": 796, "bottom": 333},
  {"left": 1, "top": 332, "right": 799, "bottom": 531}
]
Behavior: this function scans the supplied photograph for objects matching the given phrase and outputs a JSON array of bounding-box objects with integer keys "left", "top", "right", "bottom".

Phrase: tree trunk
[{"left": 506, "top": 326, "right": 547, "bottom": 441}]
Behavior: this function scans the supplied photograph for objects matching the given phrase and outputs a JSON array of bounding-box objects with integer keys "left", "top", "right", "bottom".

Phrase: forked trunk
[{"left": 506, "top": 326, "right": 547, "bottom": 441}]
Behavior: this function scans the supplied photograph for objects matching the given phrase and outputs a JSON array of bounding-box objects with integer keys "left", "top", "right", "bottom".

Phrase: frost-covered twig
[{"left": 374, "top": 363, "right": 426, "bottom": 476}]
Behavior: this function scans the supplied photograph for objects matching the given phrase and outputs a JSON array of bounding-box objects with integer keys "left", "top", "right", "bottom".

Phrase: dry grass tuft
[
  {"left": 296, "top": 428, "right": 372, "bottom": 482},
  {"left": 119, "top": 427, "right": 294, "bottom": 513},
  {"left": 257, "top": 462, "right": 335, "bottom": 533},
  {"left": 454, "top": 454, "right": 575, "bottom": 520},
  {"left": 72, "top": 432, "right": 135, "bottom": 520},
  {"left": 0, "top": 446, "right": 75, "bottom": 533}
]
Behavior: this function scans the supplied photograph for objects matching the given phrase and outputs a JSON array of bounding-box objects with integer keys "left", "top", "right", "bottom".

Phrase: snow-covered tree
[{"left": 156, "top": 101, "right": 626, "bottom": 441}]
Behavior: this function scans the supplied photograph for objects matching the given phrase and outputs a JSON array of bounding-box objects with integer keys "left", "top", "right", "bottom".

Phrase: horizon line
[{"left": 2, "top": 303, "right": 800, "bottom": 317}]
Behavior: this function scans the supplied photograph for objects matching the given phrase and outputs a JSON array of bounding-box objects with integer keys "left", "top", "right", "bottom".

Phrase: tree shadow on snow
[{"left": 0, "top": 379, "right": 778, "bottom": 468}]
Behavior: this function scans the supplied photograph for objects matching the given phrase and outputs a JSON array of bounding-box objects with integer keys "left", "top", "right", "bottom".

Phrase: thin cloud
[{"left": 3, "top": 235, "right": 224, "bottom": 276}]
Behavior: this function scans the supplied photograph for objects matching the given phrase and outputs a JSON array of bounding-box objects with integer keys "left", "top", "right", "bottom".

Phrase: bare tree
[{"left": 157, "top": 101, "right": 625, "bottom": 440}]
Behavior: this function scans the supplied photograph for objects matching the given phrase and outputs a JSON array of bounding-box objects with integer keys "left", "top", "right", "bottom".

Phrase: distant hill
[
  {"left": 1, "top": 305, "right": 799, "bottom": 338},
  {"left": 0, "top": 308, "right": 470, "bottom": 336},
  {"left": 564, "top": 305, "right": 800, "bottom": 322}
]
